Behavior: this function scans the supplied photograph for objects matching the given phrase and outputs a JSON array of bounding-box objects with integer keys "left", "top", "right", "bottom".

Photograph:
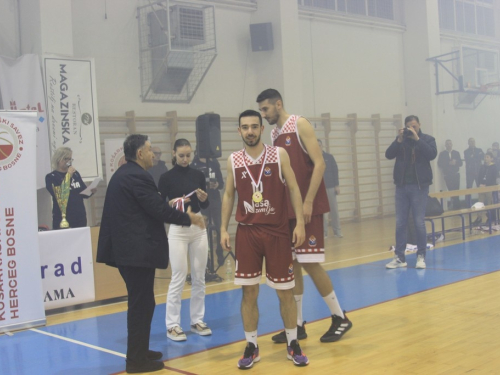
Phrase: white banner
[
  {"left": 38, "top": 227, "right": 95, "bottom": 310},
  {"left": 104, "top": 138, "right": 126, "bottom": 185},
  {"left": 0, "top": 54, "right": 51, "bottom": 189},
  {"left": 0, "top": 111, "right": 46, "bottom": 333},
  {"left": 43, "top": 56, "right": 102, "bottom": 181}
]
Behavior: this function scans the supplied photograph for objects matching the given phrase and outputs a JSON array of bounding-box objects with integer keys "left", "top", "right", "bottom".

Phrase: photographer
[{"left": 385, "top": 115, "right": 437, "bottom": 269}]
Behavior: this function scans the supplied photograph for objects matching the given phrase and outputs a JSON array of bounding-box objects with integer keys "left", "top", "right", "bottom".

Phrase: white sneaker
[
  {"left": 191, "top": 321, "right": 212, "bottom": 336},
  {"left": 415, "top": 255, "right": 426, "bottom": 269},
  {"left": 167, "top": 326, "right": 187, "bottom": 341},
  {"left": 386, "top": 256, "right": 407, "bottom": 269}
]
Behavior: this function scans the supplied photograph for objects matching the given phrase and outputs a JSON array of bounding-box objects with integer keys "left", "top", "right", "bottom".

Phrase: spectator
[
  {"left": 477, "top": 152, "right": 499, "bottom": 224},
  {"left": 318, "top": 139, "right": 343, "bottom": 238},
  {"left": 437, "top": 139, "right": 463, "bottom": 209},
  {"left": 492, "top": 142, "right": 499, "bottom": 164},
  {"left": 147, "top": 146, "right": 168, "bottom": 186},
  {"left": 464, "top": 138, "right": 484, "bottom": 206}
]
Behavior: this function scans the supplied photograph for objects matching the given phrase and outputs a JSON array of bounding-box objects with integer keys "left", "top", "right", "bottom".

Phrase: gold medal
[{"left": 252, "top": 191, "right": 263, "bottom": 203}]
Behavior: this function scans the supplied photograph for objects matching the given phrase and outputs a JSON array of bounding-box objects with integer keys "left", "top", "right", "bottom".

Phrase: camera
[{"left": 403, "top": 127, "right": 413, "bottom": 138}]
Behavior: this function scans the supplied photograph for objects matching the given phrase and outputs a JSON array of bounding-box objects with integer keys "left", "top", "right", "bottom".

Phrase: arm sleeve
[
  {"left": 385, "top": 139, "right": 401, "bottom": 160},
  {"left": 45, "top": 173, "right": 56, "bottom": 197},
  {"left": 131, "top": 173, "right": 191, "bottom": 226},
  {"left": 415, "top": 135, "right": 438, "bottom": 161},
  {"left": 158, "top": 173, "right": 169, "bottom": 202}
]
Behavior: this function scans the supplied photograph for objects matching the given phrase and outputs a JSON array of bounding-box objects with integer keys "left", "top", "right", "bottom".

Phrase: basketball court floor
[{"left": 1, "top": 217, "right": 499, "bottom": 374}]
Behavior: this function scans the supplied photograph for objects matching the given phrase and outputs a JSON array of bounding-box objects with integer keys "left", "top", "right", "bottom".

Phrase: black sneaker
[
  {"left": 320, "top": 313, "right": 352, "bottom": 343},
  {"left": 271, "top": 322, "right": 307, "bottom": 343}
]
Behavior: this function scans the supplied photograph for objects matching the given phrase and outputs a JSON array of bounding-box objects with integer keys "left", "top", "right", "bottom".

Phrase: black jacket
[
  {"left": 477, "top": 163, "right": 498, "bottom": 186},
  {"left": 385, "top": 130, "right": 437, "bottom": 187},
  {"left": 45, "top": 170, "right": 89, "bottom": 229},
  {"left": 437, "top": 149, "right": 463, "bottom": 176},
  {"left": 96, "top": 161, "right": 191, "bottom": 269},
  {"left": 322, "top": 151, "right": 339, "bottom": 189}
]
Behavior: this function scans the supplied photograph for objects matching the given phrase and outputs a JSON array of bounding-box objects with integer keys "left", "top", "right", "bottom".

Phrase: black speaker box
[
  {"left": 250, "top": 23, "right": 274, "bottom": 52},
  {"left": 196, "top": 114, "right": 222, "bottom": 159}
]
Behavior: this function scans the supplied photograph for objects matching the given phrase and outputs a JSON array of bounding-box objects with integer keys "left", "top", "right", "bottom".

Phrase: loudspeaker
[
  {"left": 250, "top": 23, "right": 274, "bottom": 52},
  {"left": 196, "top": 114, "right": 222, "bottom": 158}
]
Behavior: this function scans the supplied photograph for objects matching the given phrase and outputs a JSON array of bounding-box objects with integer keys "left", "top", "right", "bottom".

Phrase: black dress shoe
[
  {"left": 126, "top": 360, "right": 164, "bottom": 374},
  {"left": 147, "top": 350, "right": 163, "bottom": 360}
]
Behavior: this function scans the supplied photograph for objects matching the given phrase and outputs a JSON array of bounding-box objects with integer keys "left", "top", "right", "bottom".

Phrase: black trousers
[
  {"left": 118, "top": 265, "right": 156, "bottom": 365},
  {"left": 465, "top": 172, "right": 480, "bottom": 206},
  {"left": 444, "top": 173, "right": 460, "bottom": 208}
]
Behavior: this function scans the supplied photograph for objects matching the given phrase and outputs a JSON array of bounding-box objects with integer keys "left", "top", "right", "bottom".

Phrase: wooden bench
[{"left": 425, "top": 185, "right": 500, "bottom": 245}]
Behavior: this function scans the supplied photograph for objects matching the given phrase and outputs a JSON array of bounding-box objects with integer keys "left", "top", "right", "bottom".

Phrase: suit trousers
[
  {"left": 444, "top": 173, "right": 460, "bottom": 208},
  {"left": 118, "top": 265, "right": 156, "bottom": 366},
  {"left": 323, "top": 187, "right": 342, "bottom": 235},
  {"left": 166, "top": 218, "right": 208, "bottom": 329}
]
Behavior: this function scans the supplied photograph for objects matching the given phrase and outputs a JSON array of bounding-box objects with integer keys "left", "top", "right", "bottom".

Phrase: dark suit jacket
[
  {"left": 437, "top": 149, "right": 463, "bottom": 175},
  {"left": 97, "top": 161, "right": 191, "bottom": 269}
]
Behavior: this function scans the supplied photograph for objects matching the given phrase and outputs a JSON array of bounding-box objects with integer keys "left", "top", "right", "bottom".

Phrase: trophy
[{"left": 52, "top": 172, "right": 71, "bottom": 228}]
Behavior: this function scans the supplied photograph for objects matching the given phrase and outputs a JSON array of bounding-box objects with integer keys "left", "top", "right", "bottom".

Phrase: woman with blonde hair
[{"left": 45, "top": 147, "right": 96, "bottom": 229}]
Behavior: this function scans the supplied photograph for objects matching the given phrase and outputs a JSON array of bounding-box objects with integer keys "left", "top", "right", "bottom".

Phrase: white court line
[{"left": 30, "top": 328, "right": 126, "bottom": 358}]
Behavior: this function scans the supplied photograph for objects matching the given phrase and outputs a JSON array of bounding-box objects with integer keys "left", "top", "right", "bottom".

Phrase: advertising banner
[
  {"left": 43, "top": 56, "right": 102, "bottom": 181},
  {"left": 0, "top": 54, "right": 51, "bottom": 189},
  {"left": 104, "top": 138, "right": 126, "bottom": 185},
  {"left": 0, "top": 111, "right": 46, "bottom": 333},
  {"left": 38, "top": 227, "right": 95, "bottom": 310}
]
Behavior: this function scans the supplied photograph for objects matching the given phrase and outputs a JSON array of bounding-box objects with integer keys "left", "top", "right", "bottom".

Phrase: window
[
  {"left": 368, "top": 0, "right": 394, "bottom": 20},
  {"left": 438, "top": 0, "right": 496, "bottom": 37},
  {"left": 298, "top": 0, "right": 396, "bottom": 21}
]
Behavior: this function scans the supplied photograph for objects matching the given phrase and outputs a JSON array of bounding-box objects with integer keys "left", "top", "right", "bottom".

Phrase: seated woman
[{"left": 45, "top": 147, "right": 96, "bottom": 229}]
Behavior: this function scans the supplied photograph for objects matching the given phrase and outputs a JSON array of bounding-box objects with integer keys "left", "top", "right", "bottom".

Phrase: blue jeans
[{"left": 395, "top": 184, "right": 429, "bottom": 261}]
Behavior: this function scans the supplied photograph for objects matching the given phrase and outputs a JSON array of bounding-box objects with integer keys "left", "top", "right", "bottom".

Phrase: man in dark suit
[
  {"left": 437, "top": 139, "right": 463, "bottom": 209},
  {"left": 464, "top": 137, "right": 484, "bottom": 206},
  {"left": 97, "top": 134, "right": 204, "bottom": 374}
]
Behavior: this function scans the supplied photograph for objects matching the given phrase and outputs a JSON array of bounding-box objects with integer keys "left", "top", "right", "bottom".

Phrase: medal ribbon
[
  {"left": 172, "top": 189, "right": 197, "bottom": 212},
  {"left": 243, "top": 146, "right": 268, "bottom": 193}
]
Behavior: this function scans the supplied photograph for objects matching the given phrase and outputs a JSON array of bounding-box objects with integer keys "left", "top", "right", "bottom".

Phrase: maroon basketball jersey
[
  {"left": 231, "top": 145, "right": 289, "bottom": 237},
  {"left": 271, "top": 115, "right": 329, "bottom": 218}
]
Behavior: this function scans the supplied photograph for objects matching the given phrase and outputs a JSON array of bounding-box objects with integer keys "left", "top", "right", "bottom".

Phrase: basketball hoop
[{"left": 480, "top": 81, "right": 500, "bottom": 94}]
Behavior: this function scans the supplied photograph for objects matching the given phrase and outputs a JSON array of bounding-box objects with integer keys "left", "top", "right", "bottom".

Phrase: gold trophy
[{"left": 52, "top": 172, "right": 71, "bottom": 228}]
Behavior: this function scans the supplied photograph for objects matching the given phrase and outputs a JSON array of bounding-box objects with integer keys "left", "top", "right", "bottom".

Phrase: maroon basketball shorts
[
  {"left": 289, "top": 214, "right": 325, "bottom": 263},
  {"left": 234, "top": 224, "right": 295, "bottom": 290}
]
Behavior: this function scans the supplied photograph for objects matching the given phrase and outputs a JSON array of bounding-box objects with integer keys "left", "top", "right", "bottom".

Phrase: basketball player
[
  {"left": 220, "top": 110, "right": 308, "bottom": 369},
  {"left": 256, "top": 89, "right": 352, "bottom": 343}
]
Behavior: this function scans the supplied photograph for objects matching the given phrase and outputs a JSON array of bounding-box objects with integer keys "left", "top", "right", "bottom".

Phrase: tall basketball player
[
  {"left": 257, "top": 89, "right": 353, "bottom": 343},
  {"left": 220, "top": 109, "right": 308, "bottom": 369}
]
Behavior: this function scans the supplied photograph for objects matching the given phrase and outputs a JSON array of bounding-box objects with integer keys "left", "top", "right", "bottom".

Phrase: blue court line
[{"left": 1, "top": 236, "right": 499, "bottom": 375}]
